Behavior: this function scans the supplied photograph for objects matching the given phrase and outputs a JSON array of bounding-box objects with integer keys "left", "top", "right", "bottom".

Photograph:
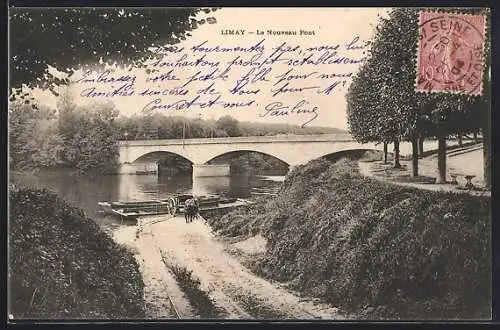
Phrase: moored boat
[
  {"left": 98, "top": 199, "right": 174, "bottom": 220},
  {"left": 97, "top": 194, "right": 255, "bottom": 221}
]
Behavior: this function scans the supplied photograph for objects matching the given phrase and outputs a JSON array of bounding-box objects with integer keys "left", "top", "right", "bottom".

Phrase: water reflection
[
  {"left": 118, "top": 174, "right": 193, "bottom": 201},
  {"left": 192, "top": 176, "right": 231, "bottom": 197},
  {"left": 119, "top": 173, "right": 258, "bottom": 200},
  {"left": 229, "top": 172, "right": 252, "bottom": 198},
  {"left": 14, "top": 170, "right": 284, "bottom": 231}
]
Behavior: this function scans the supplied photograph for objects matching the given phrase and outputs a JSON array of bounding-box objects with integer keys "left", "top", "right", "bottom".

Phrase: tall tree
[
  {"left": 348, "top": 7, "right": 490, "bottom": 183},
  {"left": 77, "top": 103, "right": 120, "bottom": 174},
  {"left": 56, "top": 89, "right": 95, "bottom": 167},
  {"left": 216, "top": 116, "right": 242, "bottom": 137},
  {"left": 346, "top": 56, "right": 408, "bottom": 169}
]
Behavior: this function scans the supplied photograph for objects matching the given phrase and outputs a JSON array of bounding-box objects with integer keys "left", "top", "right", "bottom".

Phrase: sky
[{"left": 31, "top": 7, "right": 390, "bottom": 130}]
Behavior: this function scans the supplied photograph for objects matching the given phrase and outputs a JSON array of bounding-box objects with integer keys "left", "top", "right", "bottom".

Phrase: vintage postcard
[{"left": 8, "top": 7, "right": 491, "bottom": 321}]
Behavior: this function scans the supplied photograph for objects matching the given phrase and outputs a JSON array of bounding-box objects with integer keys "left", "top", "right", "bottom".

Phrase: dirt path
[
  {"left": 358, "top": 145, "right": 489, "bottom": 197},
  {"left": 114, "top": 215, "right": 345, "bottom": 320},
  {"left": 114, "top": 220, "right": 196, "bottom": 319}
]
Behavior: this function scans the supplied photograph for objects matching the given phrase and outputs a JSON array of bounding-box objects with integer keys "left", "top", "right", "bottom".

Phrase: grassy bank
[
  {"left": 161, "top": 255, "right": 223, "bottom": 319},
  {"left": 9, "top": 185, "right": 145, "bottom": 319},
  {"left": 205, "top": 158, "right": 491, "bottom": 319}
]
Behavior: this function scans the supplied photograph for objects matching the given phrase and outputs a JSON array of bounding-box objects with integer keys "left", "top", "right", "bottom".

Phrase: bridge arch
[
  {"left": 128, "top": 149, "right": 197, "bottom": 165},
  {"left": 204, "top": 149, "right": 291, "bottom": 166},
  {"left": 313, "top": 148, "right": 384, "bottom": 162},
  {"left": 132, "top": 150, "right": 194, "bottom": 164}
]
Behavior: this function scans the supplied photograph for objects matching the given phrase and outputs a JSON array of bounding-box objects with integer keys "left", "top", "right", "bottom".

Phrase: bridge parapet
[{"left": 117, "top": 133, "right": 355, "bottom": 146}]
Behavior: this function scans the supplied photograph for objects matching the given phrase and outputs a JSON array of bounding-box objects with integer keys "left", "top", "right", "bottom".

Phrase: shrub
[
  {"left": 208, "top": 158, "right": 491, "bottom": 319},
  {"left": 9, "top": 187, "right": 145, "bottom": 319}
]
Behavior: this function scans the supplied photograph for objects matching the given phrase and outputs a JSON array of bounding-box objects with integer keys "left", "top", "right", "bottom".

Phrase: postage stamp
[{"left": 416, "top": 11, "right": 487, "bottom": 95}]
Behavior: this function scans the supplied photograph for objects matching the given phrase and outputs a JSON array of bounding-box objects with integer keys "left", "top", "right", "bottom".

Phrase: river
[
  {"left": 13, "top": 139, "right": 465, "bottom": 233},
  {"left": 13, "top": 170, "right": 285, "bottom": 233}
]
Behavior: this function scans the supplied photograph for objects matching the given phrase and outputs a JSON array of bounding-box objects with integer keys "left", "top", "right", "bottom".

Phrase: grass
[
  {"left": 204, "top": 157, "right": 491, "bottom": 320},
  {"left": 229, "top": 291, "right": 290, "bottom": 319},
  {"left": 161, "top": 257, "right": 223, "bottom": 319},
  {"left": 8, "top": 185, "right": 145, "bottom": 319}
]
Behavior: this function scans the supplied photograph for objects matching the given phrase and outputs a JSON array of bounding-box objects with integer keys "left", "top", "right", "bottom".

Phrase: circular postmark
[{"left": 417, "top": 12, "right": 486, "bottom": 95}]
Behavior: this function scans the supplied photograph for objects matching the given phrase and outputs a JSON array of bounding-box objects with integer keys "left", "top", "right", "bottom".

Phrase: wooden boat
[
  {"left": 110, "top": 200, "right": 168, "bottom": 209},
  {"left": 98, "top": 200, "right": 174, "bottom": 220},
  {"left": 98, "top": 194, "right": 255, "bottom": 221}
]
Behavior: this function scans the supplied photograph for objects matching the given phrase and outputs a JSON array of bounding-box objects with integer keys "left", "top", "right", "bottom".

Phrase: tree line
[
  {"left": 116, "top": 113, "right": 343, "bottom": 141},
  {"left": 10, "top": 97, "right": 120, "bottom": 174},
  {"left": 346, "top": 7, "right": 490, "bottom": 186},
  {"left": 9, "top": 93, "right": 342, "bottom": 175}
]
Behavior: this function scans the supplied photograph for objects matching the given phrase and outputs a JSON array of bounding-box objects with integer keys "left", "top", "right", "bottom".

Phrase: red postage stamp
[{"left": 416, "top": 11, "right": 487, "bottom": 95}]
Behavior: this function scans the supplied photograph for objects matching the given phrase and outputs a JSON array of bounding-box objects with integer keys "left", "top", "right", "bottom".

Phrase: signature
[
  {"left": 260, "top": 99, "right": 319, "bottom": 127},
  {"left": 141, "top": 95, "right": 257, "bottom": 113}
]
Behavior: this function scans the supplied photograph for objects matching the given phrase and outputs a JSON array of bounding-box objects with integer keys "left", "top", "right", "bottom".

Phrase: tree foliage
[
  {"left": 347, "top": 7, "right": 490, "bottom": 182},
  {"left": 346, "top": 59, "right": 400, "bottom": 143},
  {"left": 57, "top": 99, "right": 120, "bottom": 174},
  {"left": 348, "top": 8, "right": 489, "bottom": 143},
  {"left": 114, "top": 114, "right": 343, "bottom": 141},
  {"left": 76, "top": 104, "right": 121, "bottom": 174},
  {"left": 9, "top": 7, "right": 220, "bottom": 96},
  {"left": 10, "top": 94, "right": 121, "bottom": 174},
  {"left": 9, "top": 102, "right": 64, "bottom": 170},
  {"left": 216, "top": 115, "right": 242, "bottom": 137}
]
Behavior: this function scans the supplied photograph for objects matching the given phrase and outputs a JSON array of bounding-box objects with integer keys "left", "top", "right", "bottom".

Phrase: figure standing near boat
[{"left": 184, "top": 196, "right": 200, "bottom": 223}]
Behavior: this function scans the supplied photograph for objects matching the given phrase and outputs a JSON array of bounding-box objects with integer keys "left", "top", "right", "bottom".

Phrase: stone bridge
[{"left": 117, "top": 133, "right": 383, "bottom": 176}]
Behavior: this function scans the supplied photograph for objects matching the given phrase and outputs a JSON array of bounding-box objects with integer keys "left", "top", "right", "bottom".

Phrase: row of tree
[
  {"left": 347, "top": 8, "right": 490, "bottom": 186},
  {"left": 116, "top": 113, "right": 343, "bottom": 141},
  {"left": 9, "top": 92, "right": 342, "bottom": 174}
]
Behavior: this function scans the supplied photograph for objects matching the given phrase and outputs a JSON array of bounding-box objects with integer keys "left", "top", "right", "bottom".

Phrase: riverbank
[
  {"left": 8, "top": 185, "right": 146, "bottom": 319},
  {"left": 114, "top": 220, "right": 194, "bottom": 319},
  {"left": 113, "top": 214, "right": 345, "bottom": 319},
  {"left": 204, "top": 158, "right": 491, "bottom": 320}
]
